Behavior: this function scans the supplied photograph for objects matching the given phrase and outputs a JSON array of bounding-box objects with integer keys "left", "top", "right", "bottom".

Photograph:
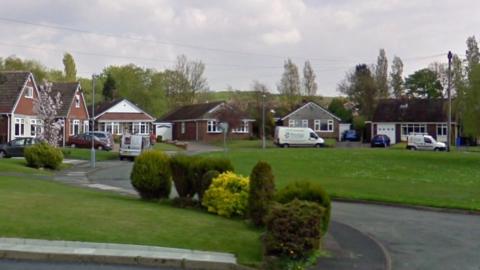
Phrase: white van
[
  {"left": 120, "top": 135, "right": 151, "bottom": 160},
  {"left": 406, "top": 134, "right": 446, "bottom": 151},
  {"left": 274, "top": 127, "right": 325, "bottom": 148}
]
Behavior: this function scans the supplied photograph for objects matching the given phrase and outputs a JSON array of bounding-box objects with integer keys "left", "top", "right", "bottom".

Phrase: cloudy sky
[{"left": 0, "top": 0, "right": 478, "bottom": 96}]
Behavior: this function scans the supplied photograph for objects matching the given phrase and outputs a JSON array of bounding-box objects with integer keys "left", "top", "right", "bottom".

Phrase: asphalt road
[
  {"left": 0, "top": 259, "right": 175, "bottom": 270},
  {"left": 88, "top": 160, "right": 480, "bottom": 270}
]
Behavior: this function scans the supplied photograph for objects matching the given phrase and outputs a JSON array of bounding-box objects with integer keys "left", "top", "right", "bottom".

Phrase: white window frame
[
  {"left": 288, "top": 120, "right": 295, "bottom": 127},
  {"left": 15, "top": 118, "right": 25, "bottom": 136},
  {"left": 30, "top": 119, "right": 37, "bottom": 136},
  {"left": 71, "top": 120, "right": 80, "bottom": 135},
  {"left": 314, "top": 120, "right": 321, "bottom": 131},
  {"left": 401, "top": 123, "right": 427, "bottom": 141},
  {"left": 83, "top": 120, "right": 89, "bottom": 133},
  {"left": 207, "top": 120, "right": 221, "bottom": 133},
  {"left": 132, "top": 122, "right": 149, "bottom": 135},
  {"left": 75, "top": 95, "right": 80, "bottom": 108},
  {"left": 112, "top": 122, "right": 120, "bottom": 135},
  {"left": 24, "top": 86, "right": 33, "bottom": 98},
  {"left": 327, "top": 120, "right": 334, "bottom": 132},
  {"left": 437, "top": 124, "right": 447, "bottom": 136},
  {"left": 181, "top": 122, "right": 186, "bottom": 134},
  {"left": 232, "top": 120, "right": 249, "bottom": 133},
  {"left": 301, "top": 119, "right": 308, "bottom": 128}
]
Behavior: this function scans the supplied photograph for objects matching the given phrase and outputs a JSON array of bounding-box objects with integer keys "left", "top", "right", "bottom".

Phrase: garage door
[{"left": 377, "top": 124, "right": 396, "bottom": 144}]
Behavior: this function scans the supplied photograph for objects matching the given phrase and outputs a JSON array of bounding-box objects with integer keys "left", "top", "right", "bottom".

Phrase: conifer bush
[
  {"left": 248, "top": 161, "right": 275, "bottom": 226},
  {"left": 130, "top": 150, "right": 172, "bottom": 200}
]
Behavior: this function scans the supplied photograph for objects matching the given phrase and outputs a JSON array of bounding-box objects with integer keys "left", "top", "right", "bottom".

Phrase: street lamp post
[
  {"left": 262, "top": 94, "right": 266, "bottom": 149},
  {"left": 447, "top": 51, "right": 452, "bottom": 152},
  {"left": 90, "top": 75, "right": 96, "bottom": 168}
]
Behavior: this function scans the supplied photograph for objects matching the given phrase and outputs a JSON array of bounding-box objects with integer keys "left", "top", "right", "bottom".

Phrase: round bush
[
  {"left": 276, "top": 181, "right": 331, "bottom": 235},
  {"left": 264, "top": 199, "right": 325, "bottom": 260},
  {"left": 248, "top": 161, "right": 275, "bottom": 227},
  {"left": 201, "top": 171, "right": 249, "bottom": 217},
  {"left": 25, "top": 142, "right": 63, "bottom": 170},
  {"left": 130, "top": 150, "right": 172, "bottom": 200}
]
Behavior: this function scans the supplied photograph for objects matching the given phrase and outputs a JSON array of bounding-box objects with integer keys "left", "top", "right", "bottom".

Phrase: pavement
[{"left": 0, "top": 259, "right": 176, "bottom": 270}]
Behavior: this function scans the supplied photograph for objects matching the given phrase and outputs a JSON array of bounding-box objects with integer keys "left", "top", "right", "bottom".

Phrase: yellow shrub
[{"left": 201, "top": 171, "right": 250, "bottom": 217}]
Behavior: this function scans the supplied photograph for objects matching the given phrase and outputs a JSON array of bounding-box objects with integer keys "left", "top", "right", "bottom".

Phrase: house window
[
  {"left": 207, "top": 120, "right": 221, "bottom": 133},
  {"left": 132, "top": 122, "right": 149, "bottom": 135},
  {"left": 70, "top": 120, "right": 80, "bottom": 135},
  {"left": 317, "top": 119, "right": 333, "bottom": 132},
  {"left": 75, "top": 95, "right": 80, "bottom": 108},
  {"left": 83, "top": 121, "right": 89, "bottom": 133},
  {"left": 401, "top": 124, "right": 427, "bottom": 140},
  {"left": 132, "top": 123, "right": 139, "bottom": 134},
  {"left": 181, "top": 122, "right": 186, "bottom": 134},
  {"left": 327, "top": 120, "right": 334, "bottom": 131},
  {"left": 314, "top": 120, "right": 321, "bottom": 131},
  {"left": 437, "top": 124, "right": 447, "bottom": 136},
  {"left": 24, "top": 86, "right": 33, "bottom": 98},
  {"left": 15, "top": 118, "right": 25, "bottom": 136},
  {"left": 30, "top": 119, "right": 37, "bottom": 136},
  {"left": 232, "top": 120, "right": 249, "bottom": 133},
  {"left": 288, "top": 120, "right": 295, "bottom": 127},
  {"left": 112, "top": 122, "right": 120, "bottom": 135},
  {"left": 301, "top": 119, "right": 308, "bottom": 128}
]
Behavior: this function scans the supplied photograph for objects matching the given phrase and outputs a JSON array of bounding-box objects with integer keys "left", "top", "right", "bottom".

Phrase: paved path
[{"left": 0, "top": 260, "right": 175, "bottom": 270}]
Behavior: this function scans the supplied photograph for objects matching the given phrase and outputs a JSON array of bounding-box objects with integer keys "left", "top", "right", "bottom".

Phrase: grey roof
[
  {"left": 160, "top": 101, "right": 224, "bottom": 121},
  {"left": 0, "top": 71, "right": 31, "bottom": 113},
  {"left": 50, "top": 82, "right": 80, "bottom": 117}
]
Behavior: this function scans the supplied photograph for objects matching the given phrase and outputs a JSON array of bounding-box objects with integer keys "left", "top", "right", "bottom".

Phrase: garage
[
  {"left": 154, "top": 122, "right": 172, "bottom": 141},
  {"left": 377, "top": 124, "right": 396, "bottom": 144}
]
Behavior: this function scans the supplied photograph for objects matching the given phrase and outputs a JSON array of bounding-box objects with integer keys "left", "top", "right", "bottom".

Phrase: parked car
[
  {"left": 371, "top": 134, "right": 391, "bottom": 148},
  {"left": 85, "top": 131, "right": 114, "bottom": 147},
  {"left": 0, "top": 138, "right": 42, "bottom": 158},
  {"left": 67, "top": 134, "right": 112, "bottom": 151},
  {"left": 407, "top": 134, "right": 446, "bottom": 151},
  {"left": 119, "top": 134, "right": 151, "bottom": 160},
  {"left": 274, "top": 127, "right": 325, "bottom": 148},
  {"left": 342, "top": 130, "right": 360, "bottom": 141}
]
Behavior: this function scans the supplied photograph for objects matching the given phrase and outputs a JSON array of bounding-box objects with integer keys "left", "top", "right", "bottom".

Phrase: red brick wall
[
  {"left": 14, "top": 78, "right": 38, "bottom": 116},
  {"left": 172, "top": 120, "right": 252, "bottom": 142},
  {"left": 0, "top": 116, "right": 8, "bottom": 143},
  {"left": 66, "top": 91, "right": 89, "bottom": 139}
]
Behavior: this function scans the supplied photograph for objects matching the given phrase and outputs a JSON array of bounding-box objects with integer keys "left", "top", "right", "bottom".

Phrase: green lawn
[
  {"left": 0, "top": 176, "right": 262, "bottom": 266},
  {"left": 205, "top": 147, "right": 480, "bottom": 211},
  {"left": 62, "top": 148, "right": 119, "bottom": 161},
  {"left": 0, "top": 159, "right": 50, "bottom": 175},
  {"left": 152, "top": 143, "right": 184, "bottom": 152}
]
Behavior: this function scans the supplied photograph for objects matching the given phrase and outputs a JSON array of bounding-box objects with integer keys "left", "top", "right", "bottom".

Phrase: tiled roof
[
  {"left": 372, "top": 99, "right": 450, "bottom": 123},
  {"left": 87, "top": 99, "right": 123, "bottom": 117},
  {"left": 0, "top": 71, "right": 30, "bottom": 113},
  {"left": 50, "top": 82, "right": 80, "bottom": 117},
  {"left": 160, "top": 101, "right": 224, "bottom": 121}
]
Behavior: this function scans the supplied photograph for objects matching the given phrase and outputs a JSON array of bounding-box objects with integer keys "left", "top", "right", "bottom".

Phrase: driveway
[{"left": 88, "top": 162, "right": 480, "bottom": 269}]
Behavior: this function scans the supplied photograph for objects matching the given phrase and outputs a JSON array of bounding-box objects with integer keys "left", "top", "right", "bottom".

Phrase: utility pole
[
  {"left": 447, "top": 51, "right": 453, "bottom": 152},
  {"left": 262, "top": 94, "right": 266, "bottom": 149},
  {"left": 90, "top": 75, "right": 96, "bottom": 168}
]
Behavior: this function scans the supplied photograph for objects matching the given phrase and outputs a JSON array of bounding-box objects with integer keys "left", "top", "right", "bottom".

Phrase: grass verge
[
  {"left": 62, "top": 148, "right": 119, "bottom": 161},
  {"left": 0, "top": 176, "right": 262, "bottom": 266},
  {"left": 205, "top": 147, "right": 480, "bottom": 211},
  {"left": 152, "top": 143, "right": 184, "bottom": 152}
]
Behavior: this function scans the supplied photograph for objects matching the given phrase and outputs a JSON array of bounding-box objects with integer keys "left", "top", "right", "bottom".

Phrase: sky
[{"left": 0, "top": 0, "right": 479, "bottom": 96}]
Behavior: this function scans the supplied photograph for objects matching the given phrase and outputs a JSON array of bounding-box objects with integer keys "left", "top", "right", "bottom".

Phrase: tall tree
[
  {"left": 102, "top": 73, "right": 117, "bottom": 101},
  {"left": 328, "top": 98, "right": 353, "bottom": 123},
  {"left": 302, "top": 60, "right": 318, "bottom": 96},
  {"left": 278, "top": 59, "right": 301, "bottom": 111},
  {"left": 390, "top": 56, "right": 404, "bottom": 98},
  {"left": 463, "top": 64, "right": 480, "bottom": 137},
  {"left": 375, "top": 49, "right": 389, "bottom": 98},
  {"left": 163, "top": 69, "right": 191, "bottom": 109},
  {"left": 175, "top": 55, "right": 209, "bottom": 104},
  {"left": 338, "top": 64, "right": 378, "bottom": 118},
  {"left": 405, "top": 68, "right": 443, "bottom": 99},
  {"left": 62, "top": 53, "right": 77, "bottom": 81},
  {"left": 2, "top": 56, "right": 48, "bottom": 81},
  {"left": 465, "top": 36, "right": 480, "bottom": 78}
]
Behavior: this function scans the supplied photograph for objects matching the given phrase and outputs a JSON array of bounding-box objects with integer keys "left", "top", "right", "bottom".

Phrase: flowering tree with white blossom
[{"left": 34, "top": 81, "right": 63, "bottom": 147}]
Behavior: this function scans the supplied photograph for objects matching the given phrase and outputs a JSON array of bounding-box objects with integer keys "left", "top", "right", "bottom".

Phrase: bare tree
[
  {"left": 390, "top": 56, "right": 404, "bottom": 98},
  {"left": 175, "top": 55, "right": 209, "bottom": 103},
  {"left": 34, "top": 81, "right": 63, "bottom": 146},
  {"left": 302, "top": 60, "right": 318, "bottom": 96},
  {"left": 278, "top": 59, "right": 301, "bottom": 110}
]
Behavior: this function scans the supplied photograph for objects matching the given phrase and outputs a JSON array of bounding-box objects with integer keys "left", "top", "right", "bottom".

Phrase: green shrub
[
  {"left": 276, "top": 181, "right": 331, "bottom": 235},
  {"left": 169, "top": 154, "right": 199, "bottom": 198},
  {"left": 263, "top": 200, "right": 324, "bottom": 261},
  {"left": 248, "top": 161, "right": 275, "bottom": 227},
  {"left": 130, "top": 150, "right": 172, "bottom": 200},
  {"left": 199, "top": 170, "right": 220, "bottom": 200},
  {"left": 202, "top": 171, "right": 249, "bottom": 217},
  {"left": 25, "top": 142, "right": 63, "bottom": 170},
  {"left": 192, "top": 157, "right": 234, "bottom": 196}
]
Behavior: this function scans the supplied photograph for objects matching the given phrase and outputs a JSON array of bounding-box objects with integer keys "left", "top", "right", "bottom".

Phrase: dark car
[
  {"left": 371, "top": 134, "right": 391, "bottom": 147},
  {"left": 67, "top": 134, "right": 112, "bottom": 151},
  {"left": 342, "top": 130, "right": 360, "bottom": 141},
  {"left": 0, "top": 138, "right": 41, "bottom": 158},
  {"left": 85, "top": 131, "right": 114, "bottom": 148}
]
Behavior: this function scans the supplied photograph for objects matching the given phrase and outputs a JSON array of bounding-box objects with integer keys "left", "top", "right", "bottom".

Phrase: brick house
[
  {"left": 365, "top": 99, "right": 458, "bottom": 144},
  {"left": 91, "top": 99, "right": 155, "bottom": 136},
  {"left": 50, "top": 82, "right": 89, "bottom": 146},
  {"left": 0, "top": 71, "right": 41, "bottom": 143},
  {"left": 160, "top": 101, "right": 254, "bottom": 142},
  {"left": 280, "top": 101, "right": 342, "bottom": 140}
]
